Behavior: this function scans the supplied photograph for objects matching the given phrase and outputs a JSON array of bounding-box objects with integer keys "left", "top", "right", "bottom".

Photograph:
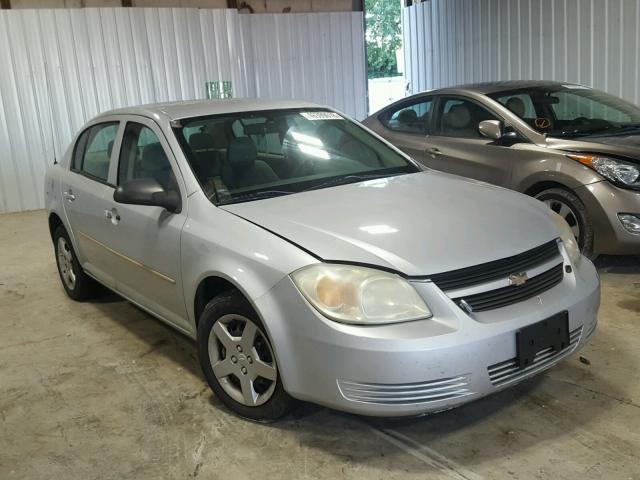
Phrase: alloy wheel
[
  {"left": 541, "top": 198, "right": 581, "bottom": 240},
  {"left": 56, "top": 237, "right": 77, "bottom": 290},
  {"left": 208, "top": 314, "right": 277, "bottom": 407}
]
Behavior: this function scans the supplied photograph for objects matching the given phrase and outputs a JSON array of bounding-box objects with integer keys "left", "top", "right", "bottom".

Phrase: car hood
[
  {"left": 221, "top": 172, "right": 559, "bottom": 276},
  {"left": 547, "top": 133, "right": 640, "bottom": 162}
]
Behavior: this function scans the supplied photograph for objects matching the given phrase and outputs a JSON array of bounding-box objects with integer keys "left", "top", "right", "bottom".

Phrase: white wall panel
[
  {"left": 403, "top": 0, "right": 640, "bottom": 105},
  {"left": 0, "top": 8, "right": 366, "bottom": 213}
]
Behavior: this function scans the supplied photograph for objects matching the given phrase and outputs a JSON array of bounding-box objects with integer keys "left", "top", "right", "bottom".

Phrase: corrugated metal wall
[
  {"left": 403, "top": 0, "right": 640, "bottom": 105},
  {"left": 242, "top": 12, "right": 367, "bottom": 121},
  {"left": 0, "top": 8, "right": 366, "bottom": 213}
]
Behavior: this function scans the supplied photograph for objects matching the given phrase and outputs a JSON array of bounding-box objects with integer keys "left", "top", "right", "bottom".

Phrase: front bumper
[
  {"left": 255, "top": 256, "right": 600, "bottom": 416},
  {"left": 575, "top": 181, "right": 640, "bottom": 255}
]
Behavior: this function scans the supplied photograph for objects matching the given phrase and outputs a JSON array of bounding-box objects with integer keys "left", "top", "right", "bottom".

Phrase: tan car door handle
[{"left": 426, "top": 147, "right": 442, "bottom": 158}]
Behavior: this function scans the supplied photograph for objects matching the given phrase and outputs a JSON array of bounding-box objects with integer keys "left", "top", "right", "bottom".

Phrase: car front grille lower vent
[
  {"left": 337, "top": 376, "right": 473, "bottom": 405},
  {"left": 487, "top": 326, "right": 582, "bottom": 386},
  {"left": 430, "top": 240, "right": 560, "bottom": 291},
  {"left": 452, "top": 263, "right": 564, "bottom": 312}
]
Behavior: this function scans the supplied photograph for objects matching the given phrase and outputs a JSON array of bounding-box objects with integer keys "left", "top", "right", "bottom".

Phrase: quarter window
[
  {"left": 381, "top": 98, "right": 433, "bottom": 134},
  {"left": 73, "top": 122, "right": 119, "bottom": 182},
  {"left": 118, "top": 122, "right": 176, "bottom": 191},
  {"left": 436, "top": 98, "right": 499, "bottom": 138}
]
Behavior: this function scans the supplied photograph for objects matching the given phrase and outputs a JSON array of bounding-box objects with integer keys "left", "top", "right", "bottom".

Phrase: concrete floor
[{"left": 1, "top": 210, "right": 639, "bottom": 480}]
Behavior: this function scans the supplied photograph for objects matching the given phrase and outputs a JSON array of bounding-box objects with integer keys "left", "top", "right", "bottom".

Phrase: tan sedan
[{"left": 363, "top": 80, "right": 640, "bottom": 256}]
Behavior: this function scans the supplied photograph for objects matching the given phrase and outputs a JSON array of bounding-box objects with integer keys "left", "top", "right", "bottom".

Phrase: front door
[
  {"left": 425, "top": 96, "right": 515, "bottom": 187},
  {"left": 104, "top": 117, "right": 190, "bottom": 331}
]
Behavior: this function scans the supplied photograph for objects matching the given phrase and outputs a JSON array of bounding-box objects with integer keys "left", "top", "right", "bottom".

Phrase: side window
[
  {"left": 73, "top": 122, "right": 119, "bottom": 182},
  {"left": 382, "top": 98, "right": 433, "bottom": 134},
  {"left": 118, "top": 122, "right": 177, "bottom": 191},
  {"left": 436, "top": 97, "right": 499, "bottom": 139},
  {"left": 495, "top": 93, "right": 536, "bottom": 119}
]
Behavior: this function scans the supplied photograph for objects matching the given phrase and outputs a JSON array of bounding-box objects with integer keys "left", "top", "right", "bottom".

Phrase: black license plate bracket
[{"left": 516, "top": 311, "right": 569, "bottom": 369}]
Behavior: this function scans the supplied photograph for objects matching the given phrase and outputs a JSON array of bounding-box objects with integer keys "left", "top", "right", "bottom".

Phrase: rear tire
[
  {"left": 197, "top": 292, "right": 296, "bottom": 421},
  {"left": 53, "top": 225, "right": 101, "bottom": 301},
  {"left": 534, "top": 188, "right": 595, "bottom": 257}
]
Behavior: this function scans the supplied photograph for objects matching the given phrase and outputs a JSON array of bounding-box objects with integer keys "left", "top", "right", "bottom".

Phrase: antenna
[{"left": 42, "top": 59, "right": 59, "bottom": 165}]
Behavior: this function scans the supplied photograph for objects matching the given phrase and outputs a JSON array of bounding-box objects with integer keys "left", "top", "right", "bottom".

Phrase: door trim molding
[{"left": 78, "top": 231, "right": 176, "bottom": 284}]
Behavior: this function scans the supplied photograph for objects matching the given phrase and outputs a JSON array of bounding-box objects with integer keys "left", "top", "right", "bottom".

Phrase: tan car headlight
[
  {"left": 551, "top": 212, "right": 582, "bottom": 265},
  {"left": 291, "top": 264, "right": 432, "bottom": 325},
  {"left": 568, "top": 154, "right": 640, "bottom": 189}
]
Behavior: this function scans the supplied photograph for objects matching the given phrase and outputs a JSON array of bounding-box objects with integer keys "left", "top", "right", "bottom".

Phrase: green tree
[{"left": 365, "top": 0, "right": 402, "bottom": 79}]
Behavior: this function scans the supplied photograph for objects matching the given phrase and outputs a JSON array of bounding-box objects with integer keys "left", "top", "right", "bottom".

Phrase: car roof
[
  {"left": 95, "top": 98, "right": 324, "bottom": 122},
  {"left": 420, "top": 80, "right": 583, "bottom": 96}
]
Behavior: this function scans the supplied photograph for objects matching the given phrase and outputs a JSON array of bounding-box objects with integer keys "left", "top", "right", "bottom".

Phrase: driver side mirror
[
  {"left": 478, "top": 120, "right": 504, "bottom": 140},
  {"left": 114, "top": 178, "right": 181, "bottom": 213}
]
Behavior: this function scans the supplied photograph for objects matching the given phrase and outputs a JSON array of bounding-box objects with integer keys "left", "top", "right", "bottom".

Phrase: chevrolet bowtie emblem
[{"left": 509, "top": 272, "right": 529, "bottom": 286}]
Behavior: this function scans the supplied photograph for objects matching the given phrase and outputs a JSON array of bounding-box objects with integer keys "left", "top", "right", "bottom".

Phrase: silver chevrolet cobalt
[{"left": 45, "top": 99, "right": 600, "bottom": 420}]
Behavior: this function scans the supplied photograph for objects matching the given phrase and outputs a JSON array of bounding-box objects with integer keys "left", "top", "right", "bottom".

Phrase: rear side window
[
  {"left": 73, "top": 122, "right": 119, "bottom": 182},
  {"left": 118, "top": 122, "right": 176, "bottom": 191},
  {"left": 381, "top": 98, "right": 433, "bottom": 134}
]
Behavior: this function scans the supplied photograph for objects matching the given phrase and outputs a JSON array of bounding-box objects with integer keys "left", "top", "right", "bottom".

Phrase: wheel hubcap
[
  {"left": 56, "top": 237, "right": 76, "bottom": 290},
  {"left": 540, "top": 198, "right": 581, "bottom": 241},
  {"left": 208, "top": 314, "right": 277, "bottom": 407}
]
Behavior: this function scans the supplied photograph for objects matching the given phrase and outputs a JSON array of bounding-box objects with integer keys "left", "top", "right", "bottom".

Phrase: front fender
[
  {"left": 180, "top": 194, "right": 318, "bottom": 331},
  {"left": 513, "top": 155, "right": 603, "bottom": 193}
]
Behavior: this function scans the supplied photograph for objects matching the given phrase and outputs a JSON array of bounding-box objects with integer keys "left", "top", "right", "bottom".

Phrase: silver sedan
[{"left": 45, "top": 99, "right": 600, "bottom": 420}]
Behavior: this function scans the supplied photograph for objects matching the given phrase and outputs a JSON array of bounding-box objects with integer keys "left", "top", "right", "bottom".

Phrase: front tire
[
  {"left": 534, "top": 187, "right": 594, "bottom": 256},
  {"left": 197, "top": 292, "right": 296, "bottom": 421},
  {"left": 53, "top": 225, "right": 101, "bottom": 301}
]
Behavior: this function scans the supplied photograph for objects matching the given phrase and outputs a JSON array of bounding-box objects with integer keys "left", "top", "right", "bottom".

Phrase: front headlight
[
  {"left": 550, "top": 212, "right": 581, "bottom": 264},
  {"left": 291, "top": 264, "right": 432, "bottom": 325},
  {"left": 568, "top": 154, "right": 640, "bottom": 189}
]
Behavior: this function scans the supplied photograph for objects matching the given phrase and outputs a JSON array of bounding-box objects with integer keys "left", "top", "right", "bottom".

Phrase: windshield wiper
[
  {"left": 587, "top": 122, "right": 640, "bottom": 137},
  {"left": 218, "top": 189, "right": 293, "bottom": 205},
  {"left": 302, "top": 172, "right": 401, "bottom": 192}
]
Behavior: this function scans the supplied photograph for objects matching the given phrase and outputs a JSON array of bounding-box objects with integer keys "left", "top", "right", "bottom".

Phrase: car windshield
[
  {"left": 489, "top": 86, "right": 640, "bottom": 138},
  {"left": 173, "top": 108, "right": 419, "bottom": 205}
]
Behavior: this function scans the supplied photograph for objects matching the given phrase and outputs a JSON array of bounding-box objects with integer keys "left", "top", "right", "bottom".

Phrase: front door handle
[
  {"left": 105, "top": 209, "right": 121, "bottom": 224},
  {"left": 63, "top": 190, "right": 76, "bottom": 202},
  {"left": 426, "top": 147, "right": 442, "bottom": 157}
]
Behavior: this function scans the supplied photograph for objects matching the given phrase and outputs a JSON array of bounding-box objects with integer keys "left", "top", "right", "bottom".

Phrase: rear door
[
  {"left": 62, "top": 119, "right": 122, "bottom": 288},
  {"left": 105, "top": 116, "right": 190, "bottom": 331},
  {"left": 374, "top": 96, "right": 434, "bottom": 163},
  {"left": 425, "top": 95, "right": 515, "bottom": 187}
]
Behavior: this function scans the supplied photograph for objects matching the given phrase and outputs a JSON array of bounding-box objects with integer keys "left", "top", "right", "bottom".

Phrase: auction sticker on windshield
[{"left": 300, "top": 112, "right": 343, "bottom": 120}]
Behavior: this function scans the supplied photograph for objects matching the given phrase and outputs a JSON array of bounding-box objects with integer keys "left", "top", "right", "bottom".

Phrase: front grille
[
  {"left": 337, "top": 376, "right": 473, "bottom": 405},
  {"left": 487, "top": 326, "right": 582, "bottom": 386},
  {"left": 452, "top": 263, "right": 564, "bottom": 312},
  {"left": 430, "top": 240, "right": 560, "bottom": 291}
]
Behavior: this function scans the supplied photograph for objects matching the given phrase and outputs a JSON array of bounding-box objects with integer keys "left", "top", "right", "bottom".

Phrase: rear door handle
[{"left": 63, "top": 190, "right": 76, "bottom": 202}]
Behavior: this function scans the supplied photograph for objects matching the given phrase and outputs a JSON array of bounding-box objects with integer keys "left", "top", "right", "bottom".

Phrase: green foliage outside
[{"left": 365, "top": 0, "right": 402, "bottom": 79}]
